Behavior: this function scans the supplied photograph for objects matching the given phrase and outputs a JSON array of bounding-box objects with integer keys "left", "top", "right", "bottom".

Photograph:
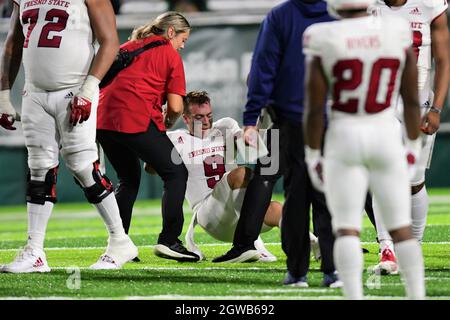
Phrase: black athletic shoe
[
  {"left": 212, "top": 246, "right": 260, "bottom": 263},
  {"left": 322, "top": 272, "right": 343, "bottom": 288},
  {"left": 154, "top": 241, "right": 200, "bottom": 262},
  {"left": 283, "top": 272, "right": 308, "bottom": 287}
]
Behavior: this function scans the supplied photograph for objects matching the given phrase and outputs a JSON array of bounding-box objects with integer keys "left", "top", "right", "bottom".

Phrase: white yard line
[
  {"left": 0, "top": 241, "right": 450, "bottom": 252},
  {"left": 47, "top": 266, "right": 288, "bottom": 271},
  {"left": 2, "top": 294, "right": 448, "bottom": 300},
  {"left": 0, "top": 207, "right": 169, "bottom": 221}
]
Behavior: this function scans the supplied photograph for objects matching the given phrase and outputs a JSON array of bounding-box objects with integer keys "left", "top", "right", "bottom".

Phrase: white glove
[
  {"left": 0, "top": 89, "right": 19, "bottom": 130},
  {"left": 305, "top": 146, "right": 324, "bottom": 192},
  {"left": 405, "top": 138, "right": 422, "bottom": 181},
  {"left": 69, "top": 75, "right": 100, "bottom": 126}
]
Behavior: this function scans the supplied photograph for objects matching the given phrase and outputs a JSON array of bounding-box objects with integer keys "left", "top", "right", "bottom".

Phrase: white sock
[
  {"left": 380, "top": 239, "right": 394, "bottom": 253},
  {"left": 27, "top": 202, "right": 53, "bottom": 250},
  {"left": 73, "top": 166, "right": 126, "bottom": 239},
  {"left": 395, "top": 239, "right": 425, "bottom": 300},
  {"left": 411, "top": 186, "right": 428, "bottom": 242},
  {"left": 94, "top": 193, "right": 127, "bottom": 238},
  {"left": 373, "top": 197, "right": 393, "bottom": 253},
  {"left": 254, "top": 236, "right": 273, "bottom": 255},
  {"left": 254, "top": 236, "right": 264, "bottom": 251},
  {"left": 334, "top": 236, "right": 364, "bottom": 300}
]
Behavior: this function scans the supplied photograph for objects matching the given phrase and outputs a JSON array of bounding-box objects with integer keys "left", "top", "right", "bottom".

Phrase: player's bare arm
[
  {"left": 401, "top": 47, "right": 422, "bottom": 142},
  {"left": 85, "top": 0, "right": 120, "bottom": 80},
  {"left": 304, "top": 56, "right": 327, "bottom": 150},
  {"left": 0, "top": 2, "right": 23, "bottom": 91},
  {"left": 0, "top": 2, "right": 23, "bottom": 130},
  {"left": 69, "top": 0, "right": 120, "bottom": 126},
  {"left": 422, "top": 11, "right": 450, "bottom": 135},
  {"left": 303, "top": 55, "right": 328, "bottom": 191}
]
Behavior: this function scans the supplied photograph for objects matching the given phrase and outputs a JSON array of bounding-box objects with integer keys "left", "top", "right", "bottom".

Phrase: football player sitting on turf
[{"left": 145, "top": 90, "right": 320, "bottom": 262}]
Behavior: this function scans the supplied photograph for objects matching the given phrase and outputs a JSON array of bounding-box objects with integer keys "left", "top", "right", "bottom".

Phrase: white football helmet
[{"left": 326, "top": 0, "right": 377, "bottom": 18}]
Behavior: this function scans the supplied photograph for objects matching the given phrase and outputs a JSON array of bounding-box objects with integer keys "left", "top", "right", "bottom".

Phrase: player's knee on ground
[
  {"left": 26, "top": 167, "right": 58, "bottom": 204},
  {"left": 73, "top": 160, "right": 114, "bottom": 204},
  {"left": 227, "top": 166, "right": 252, "bottom": 190},
  {"left": 263, "top": 201, "right": 282, "bottom": 227}
]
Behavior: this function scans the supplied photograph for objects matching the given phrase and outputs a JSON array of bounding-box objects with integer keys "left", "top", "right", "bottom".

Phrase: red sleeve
[{"left": 167, "top": 53, "right": 186, "bottom": 97}]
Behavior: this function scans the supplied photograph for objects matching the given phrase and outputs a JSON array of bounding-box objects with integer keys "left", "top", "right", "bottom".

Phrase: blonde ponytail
[{"left": 130, "top": 11, "right": 191, "bottom": 41}]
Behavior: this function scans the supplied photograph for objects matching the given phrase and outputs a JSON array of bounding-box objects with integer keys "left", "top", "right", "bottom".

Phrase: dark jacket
[{"left": 243, "top": 0, "right": 333, "bottom": 125}]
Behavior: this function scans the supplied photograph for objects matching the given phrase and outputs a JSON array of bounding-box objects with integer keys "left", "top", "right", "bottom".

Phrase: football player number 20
[
  {"left": 22, "top": 9, "right": 69, "bottom": 48},
  {"left": 332, "top": 58, "right": 400, "bottom": 114},
  {"left": 203, "top": 155, "right": 226, "bottom": 189}
]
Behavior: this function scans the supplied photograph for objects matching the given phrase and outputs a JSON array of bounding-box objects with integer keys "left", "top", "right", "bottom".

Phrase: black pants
[
  {"left": 97, "top": 121, "right": 188, "bottom": 244},
  {"left": 233, "top": 119, "right": 335, "bottom": 277}
]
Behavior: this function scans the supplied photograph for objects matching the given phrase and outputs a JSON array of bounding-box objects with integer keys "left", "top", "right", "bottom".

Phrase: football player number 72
[{"left": 22, "top": 8, "right": 69, "bottom": 48}]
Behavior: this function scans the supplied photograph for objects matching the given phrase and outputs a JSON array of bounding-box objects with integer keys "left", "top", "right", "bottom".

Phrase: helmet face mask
[{"left": 326, "top": 0, "right": 377, "bottom": 18}]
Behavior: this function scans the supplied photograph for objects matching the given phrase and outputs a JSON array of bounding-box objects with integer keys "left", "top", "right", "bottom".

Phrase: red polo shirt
[{"left": 97, "top": 35, "right": 186, "bottom": 133}]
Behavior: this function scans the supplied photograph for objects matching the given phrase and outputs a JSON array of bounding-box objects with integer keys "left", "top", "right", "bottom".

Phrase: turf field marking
[
  {"left": 1, "top": 295, "right": 449, "bottom": 300},
  {"left": 235, "top": 289, "right": 336, "bottom": 293},
  {"left": 47, "top": 266, "right": 288, "bottom": 271},
  {"left": 0, "top": 207, "right": 166, "bottom": 221},
  {"left": 0, "top": 241, "right": 443, "bottom": 252},
  {"left": 1, "top": 241, "right": 449, "bottom": 252}
]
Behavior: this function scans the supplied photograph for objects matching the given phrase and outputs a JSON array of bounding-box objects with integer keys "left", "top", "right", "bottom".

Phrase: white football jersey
[
  {"left": 371, "top": 0, "right": 448, "bottom": 93},
  {"left": 303, "top": 15, "right": 411, "bottom": 116},
  {"left": 14, "top": 0, "right": 95, "bottom": 91},
  {"left": 167, "top": 118, "right": 241, "bottom": 210}
]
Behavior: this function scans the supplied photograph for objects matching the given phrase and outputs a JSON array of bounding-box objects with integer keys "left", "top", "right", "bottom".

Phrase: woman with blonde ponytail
[{"left": 97, "top": 12, "right": 199, "bottom": 262}]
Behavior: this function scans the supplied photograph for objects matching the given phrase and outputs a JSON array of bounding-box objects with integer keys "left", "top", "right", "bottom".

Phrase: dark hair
[{"left": 183, "top": 91, "right": 211, "bottom": 115}]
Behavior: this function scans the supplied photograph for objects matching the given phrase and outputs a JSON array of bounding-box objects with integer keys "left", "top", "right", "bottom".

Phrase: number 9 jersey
[
  {"left": 303, "top": 15, "right": 411, "bottom": 116},
  {"left": 14, "top": 0, "right": 94, "bottom": 91},
  {"left": 167, "top": 118, "right": 241, "bottom": 211}
]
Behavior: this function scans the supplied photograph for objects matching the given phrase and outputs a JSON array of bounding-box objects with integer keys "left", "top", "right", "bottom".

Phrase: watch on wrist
[{"left": 429, "top": 106, "right": 442, "bottom": 114}]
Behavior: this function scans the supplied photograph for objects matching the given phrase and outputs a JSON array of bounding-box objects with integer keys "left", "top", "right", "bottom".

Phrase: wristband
[
  {"left": 305, "top": 146, "right": 321, "bottom": 163},
  {"left": 0, "top": 89, "right": 17, "bottom": 115},
  {"left": 79, "top": 75, "right": 100, "bottom": 100},
  {"left": 429, "top": 106, "right": 442, "bottom": 114}
]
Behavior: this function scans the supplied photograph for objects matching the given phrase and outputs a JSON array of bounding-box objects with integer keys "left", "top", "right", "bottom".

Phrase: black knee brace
[
  {"left": 26, "top": 167, "right": 58, "bottom": 204},
  {"left": 75, "top": 160, "right": 114, "bottom": 204}
]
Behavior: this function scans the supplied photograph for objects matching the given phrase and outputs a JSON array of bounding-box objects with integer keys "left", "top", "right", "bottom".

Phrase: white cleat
[
  {"left": 90, "top": 236, "right": 138, "bottom": 270},
  {"left": 373, "top": 248, "right": 399, "bottom": 275},
  {"left": 254, "top": 237, "right": 276, "bottom": 262},
  {"left": 1, "top": 245, "right": 51, "bottom": 273},
  {"left": 258, "top": 250, "right": 277, "bottom": 262}
]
